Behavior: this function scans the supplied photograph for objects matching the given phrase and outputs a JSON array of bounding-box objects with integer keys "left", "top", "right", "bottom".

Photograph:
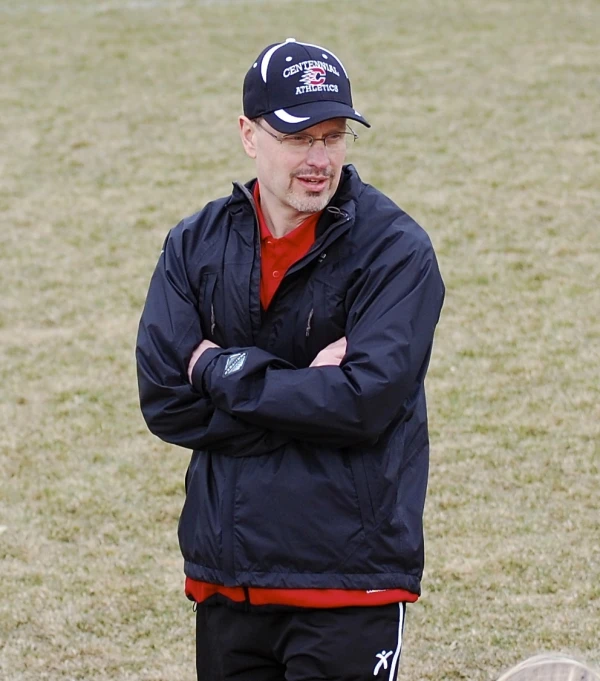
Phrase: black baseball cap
[{"left": 243, "top": 38, "right": 370, "bottom": 134}]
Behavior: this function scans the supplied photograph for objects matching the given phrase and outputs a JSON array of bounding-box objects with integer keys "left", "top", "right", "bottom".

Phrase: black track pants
[{"left": 196, "top": 602, "right": 407, "bottom": 681}]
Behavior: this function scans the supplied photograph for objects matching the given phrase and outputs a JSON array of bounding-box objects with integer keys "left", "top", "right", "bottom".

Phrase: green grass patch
[{"left": 1, "top": 1, "right": 599, "bottom": 679}]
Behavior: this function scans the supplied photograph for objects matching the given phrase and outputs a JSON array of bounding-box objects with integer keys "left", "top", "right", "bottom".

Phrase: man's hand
[
  {"left": 188, "top": 339, "right": 220, "bottom": 382},
  {"left": 309, "top": 337, "right": 347, "bottom": 367}
]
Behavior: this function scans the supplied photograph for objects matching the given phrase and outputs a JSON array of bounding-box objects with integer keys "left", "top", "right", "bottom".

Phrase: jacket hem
[{"left": 183, "top": 560, "right": 421, "bottom": 595}]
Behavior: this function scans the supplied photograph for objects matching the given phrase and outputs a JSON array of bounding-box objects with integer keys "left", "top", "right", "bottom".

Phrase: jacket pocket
[
  {"left": 347, "top": 453, "right": 376, "bottom": 531},
  {"left": 234, "top": 450, "right": 366, "bottom": 575},
  {"left": 348, "top": 422, "right": 409, "bottom": 531},
  {"left": 199, "top": 272, "right": 218, "bottom": 342},
  {"left": 178, "top": 451, "right": 223, "bottom": 570},
  {"left": 300, "top": 279, "right": 348, "bottom": 365}
]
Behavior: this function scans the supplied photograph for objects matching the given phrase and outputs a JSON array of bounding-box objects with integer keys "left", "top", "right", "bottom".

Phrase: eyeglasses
[{"left": 254, "top": 119, "right": 358, "bottom": 152}]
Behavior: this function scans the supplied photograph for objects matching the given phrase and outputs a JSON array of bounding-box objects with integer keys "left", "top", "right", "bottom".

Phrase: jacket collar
[{"left": 228, "top": 164, "right": 361, "bottom": 228}]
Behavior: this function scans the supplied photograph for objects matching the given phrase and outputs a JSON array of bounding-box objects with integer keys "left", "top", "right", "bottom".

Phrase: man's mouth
[{"left": 294, "top": 175, "right": 330, "bottom": 192}]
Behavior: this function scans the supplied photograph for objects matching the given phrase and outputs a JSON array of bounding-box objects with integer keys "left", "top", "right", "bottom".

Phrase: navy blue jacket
[{"left": 136, "top": 165, "right": 444, "bottom": 594}]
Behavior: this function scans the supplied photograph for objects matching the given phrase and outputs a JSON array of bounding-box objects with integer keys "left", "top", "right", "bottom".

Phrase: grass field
[{"left": 1, "top": 0, "right": 599, "bottom": 679}]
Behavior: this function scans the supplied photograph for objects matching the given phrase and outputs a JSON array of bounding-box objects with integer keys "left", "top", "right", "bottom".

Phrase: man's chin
[
  {"left": 287, "top": 194, "right": 331, "bottom": 214},
  {"left": 287, "top": 185, "right": 334, "bottom": 212}
]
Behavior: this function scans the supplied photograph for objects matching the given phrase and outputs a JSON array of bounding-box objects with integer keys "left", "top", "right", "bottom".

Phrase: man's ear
[{"left": 239, "top": 116, "right": 257, "bottom": 159}]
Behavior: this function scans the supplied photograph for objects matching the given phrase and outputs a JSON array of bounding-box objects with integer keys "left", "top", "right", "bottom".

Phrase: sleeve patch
[{"left": 223, "top": 352, "right": 248, "bottom": 377}]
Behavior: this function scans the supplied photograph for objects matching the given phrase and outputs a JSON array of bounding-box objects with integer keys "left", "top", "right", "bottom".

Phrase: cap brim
[{"left": 263, "top": 101, "right": 370, "bottom": 134}]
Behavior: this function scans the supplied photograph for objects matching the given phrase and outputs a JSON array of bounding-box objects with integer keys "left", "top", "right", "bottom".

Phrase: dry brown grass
[{"left": 1, "top": 1, "right": 599, "bottom": 679}]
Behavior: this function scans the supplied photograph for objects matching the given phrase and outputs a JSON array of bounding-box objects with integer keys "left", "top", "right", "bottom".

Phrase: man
[{"left": 136, "top": 38, "right": 445, "bottom": 681}]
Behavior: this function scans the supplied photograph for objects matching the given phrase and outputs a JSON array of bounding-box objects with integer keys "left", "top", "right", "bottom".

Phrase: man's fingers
[
  {"left": 308, "top": 336, "right": 348, "bottom": 367},
  {"left": 187, "top": 339, "right": 220, "bottom": 382}
]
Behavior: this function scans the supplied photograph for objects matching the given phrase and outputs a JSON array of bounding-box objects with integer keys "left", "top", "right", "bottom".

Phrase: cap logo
[
  {"left": 283, "top": 59, "right": 340, "bottom": 79},
  {"left": 300, "top": 66, "right": 326, "bottom": 86},
  {"left": 283, "top": 60, "right": 340, "bottom": 97}
]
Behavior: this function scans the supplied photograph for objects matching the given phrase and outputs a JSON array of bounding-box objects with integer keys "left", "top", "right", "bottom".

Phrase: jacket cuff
[{"left": 190, "top": 347, "right": 223, "bottom": 396}]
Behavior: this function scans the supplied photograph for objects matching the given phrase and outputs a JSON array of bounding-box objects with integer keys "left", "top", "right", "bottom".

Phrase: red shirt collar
[{"left": 253, "top": 181, "right": 323, "bottom": 245}]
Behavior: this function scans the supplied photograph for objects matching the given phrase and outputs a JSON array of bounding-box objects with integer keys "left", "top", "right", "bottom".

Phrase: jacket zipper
[
  {"left": 234, "top": 184, "right": 264, "bottom": 337},
  {"left": 269, "top": 210, "right": 351, "bottom": 315},
  {"left": 221, "top": 184, "right": 353, "bottom": 576},
  {"left": 285, "top": 208, "right": 350, "bottom": 278},
  {"left": 305, "top": 308, "right": 314, "bottom": 337},
  {"left": 233, "top": 182, "right": 352, "bottom": 316}
]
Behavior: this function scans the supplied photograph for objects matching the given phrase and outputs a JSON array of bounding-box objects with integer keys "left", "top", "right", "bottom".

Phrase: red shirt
[
  {"left": 186, "top": 181, "right": 418, "bottom": 608},
  {"left": 185, "top": 579, "right": 418, "bottom": 608},
  {"left": 255, "top": 182, "right": 321, "bottom": 310}
]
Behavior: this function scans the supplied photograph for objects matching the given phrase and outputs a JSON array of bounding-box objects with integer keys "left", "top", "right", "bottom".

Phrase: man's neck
[{"left": 257, "top": 186, "right": 316, "bottom": 239}]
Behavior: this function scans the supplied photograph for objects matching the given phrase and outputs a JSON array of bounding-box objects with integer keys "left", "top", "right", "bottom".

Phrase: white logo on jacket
[{"left": 223, "top": 352, "right": 247, "bottom": 377}]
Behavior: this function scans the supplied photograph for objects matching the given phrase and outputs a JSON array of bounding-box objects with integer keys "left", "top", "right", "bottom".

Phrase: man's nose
[{"left": 305, "top": 140, "right": 330, "bottom": 168}]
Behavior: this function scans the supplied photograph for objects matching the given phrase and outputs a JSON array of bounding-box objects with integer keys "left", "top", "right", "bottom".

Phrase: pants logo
[{"left": 373, "top": 650, "right": 393, "bottom": 675}]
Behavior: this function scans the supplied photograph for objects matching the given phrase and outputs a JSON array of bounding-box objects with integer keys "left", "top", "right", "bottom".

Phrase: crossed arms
[{"left": 136, "top": 224, "right": 444, "bottom": 455}]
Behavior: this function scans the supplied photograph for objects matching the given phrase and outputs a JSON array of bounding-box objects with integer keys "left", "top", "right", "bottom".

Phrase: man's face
[{"left": 241, "top": 117, "right": 348, "bottom": 216}]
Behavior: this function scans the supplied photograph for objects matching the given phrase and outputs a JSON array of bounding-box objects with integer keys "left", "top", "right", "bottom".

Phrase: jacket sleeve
[
  {"left": 191, "top": 227, "right": 445, "bottom": 447},
  {"left": 136, "top": 228, "right": 290, "bottom": 455}
]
